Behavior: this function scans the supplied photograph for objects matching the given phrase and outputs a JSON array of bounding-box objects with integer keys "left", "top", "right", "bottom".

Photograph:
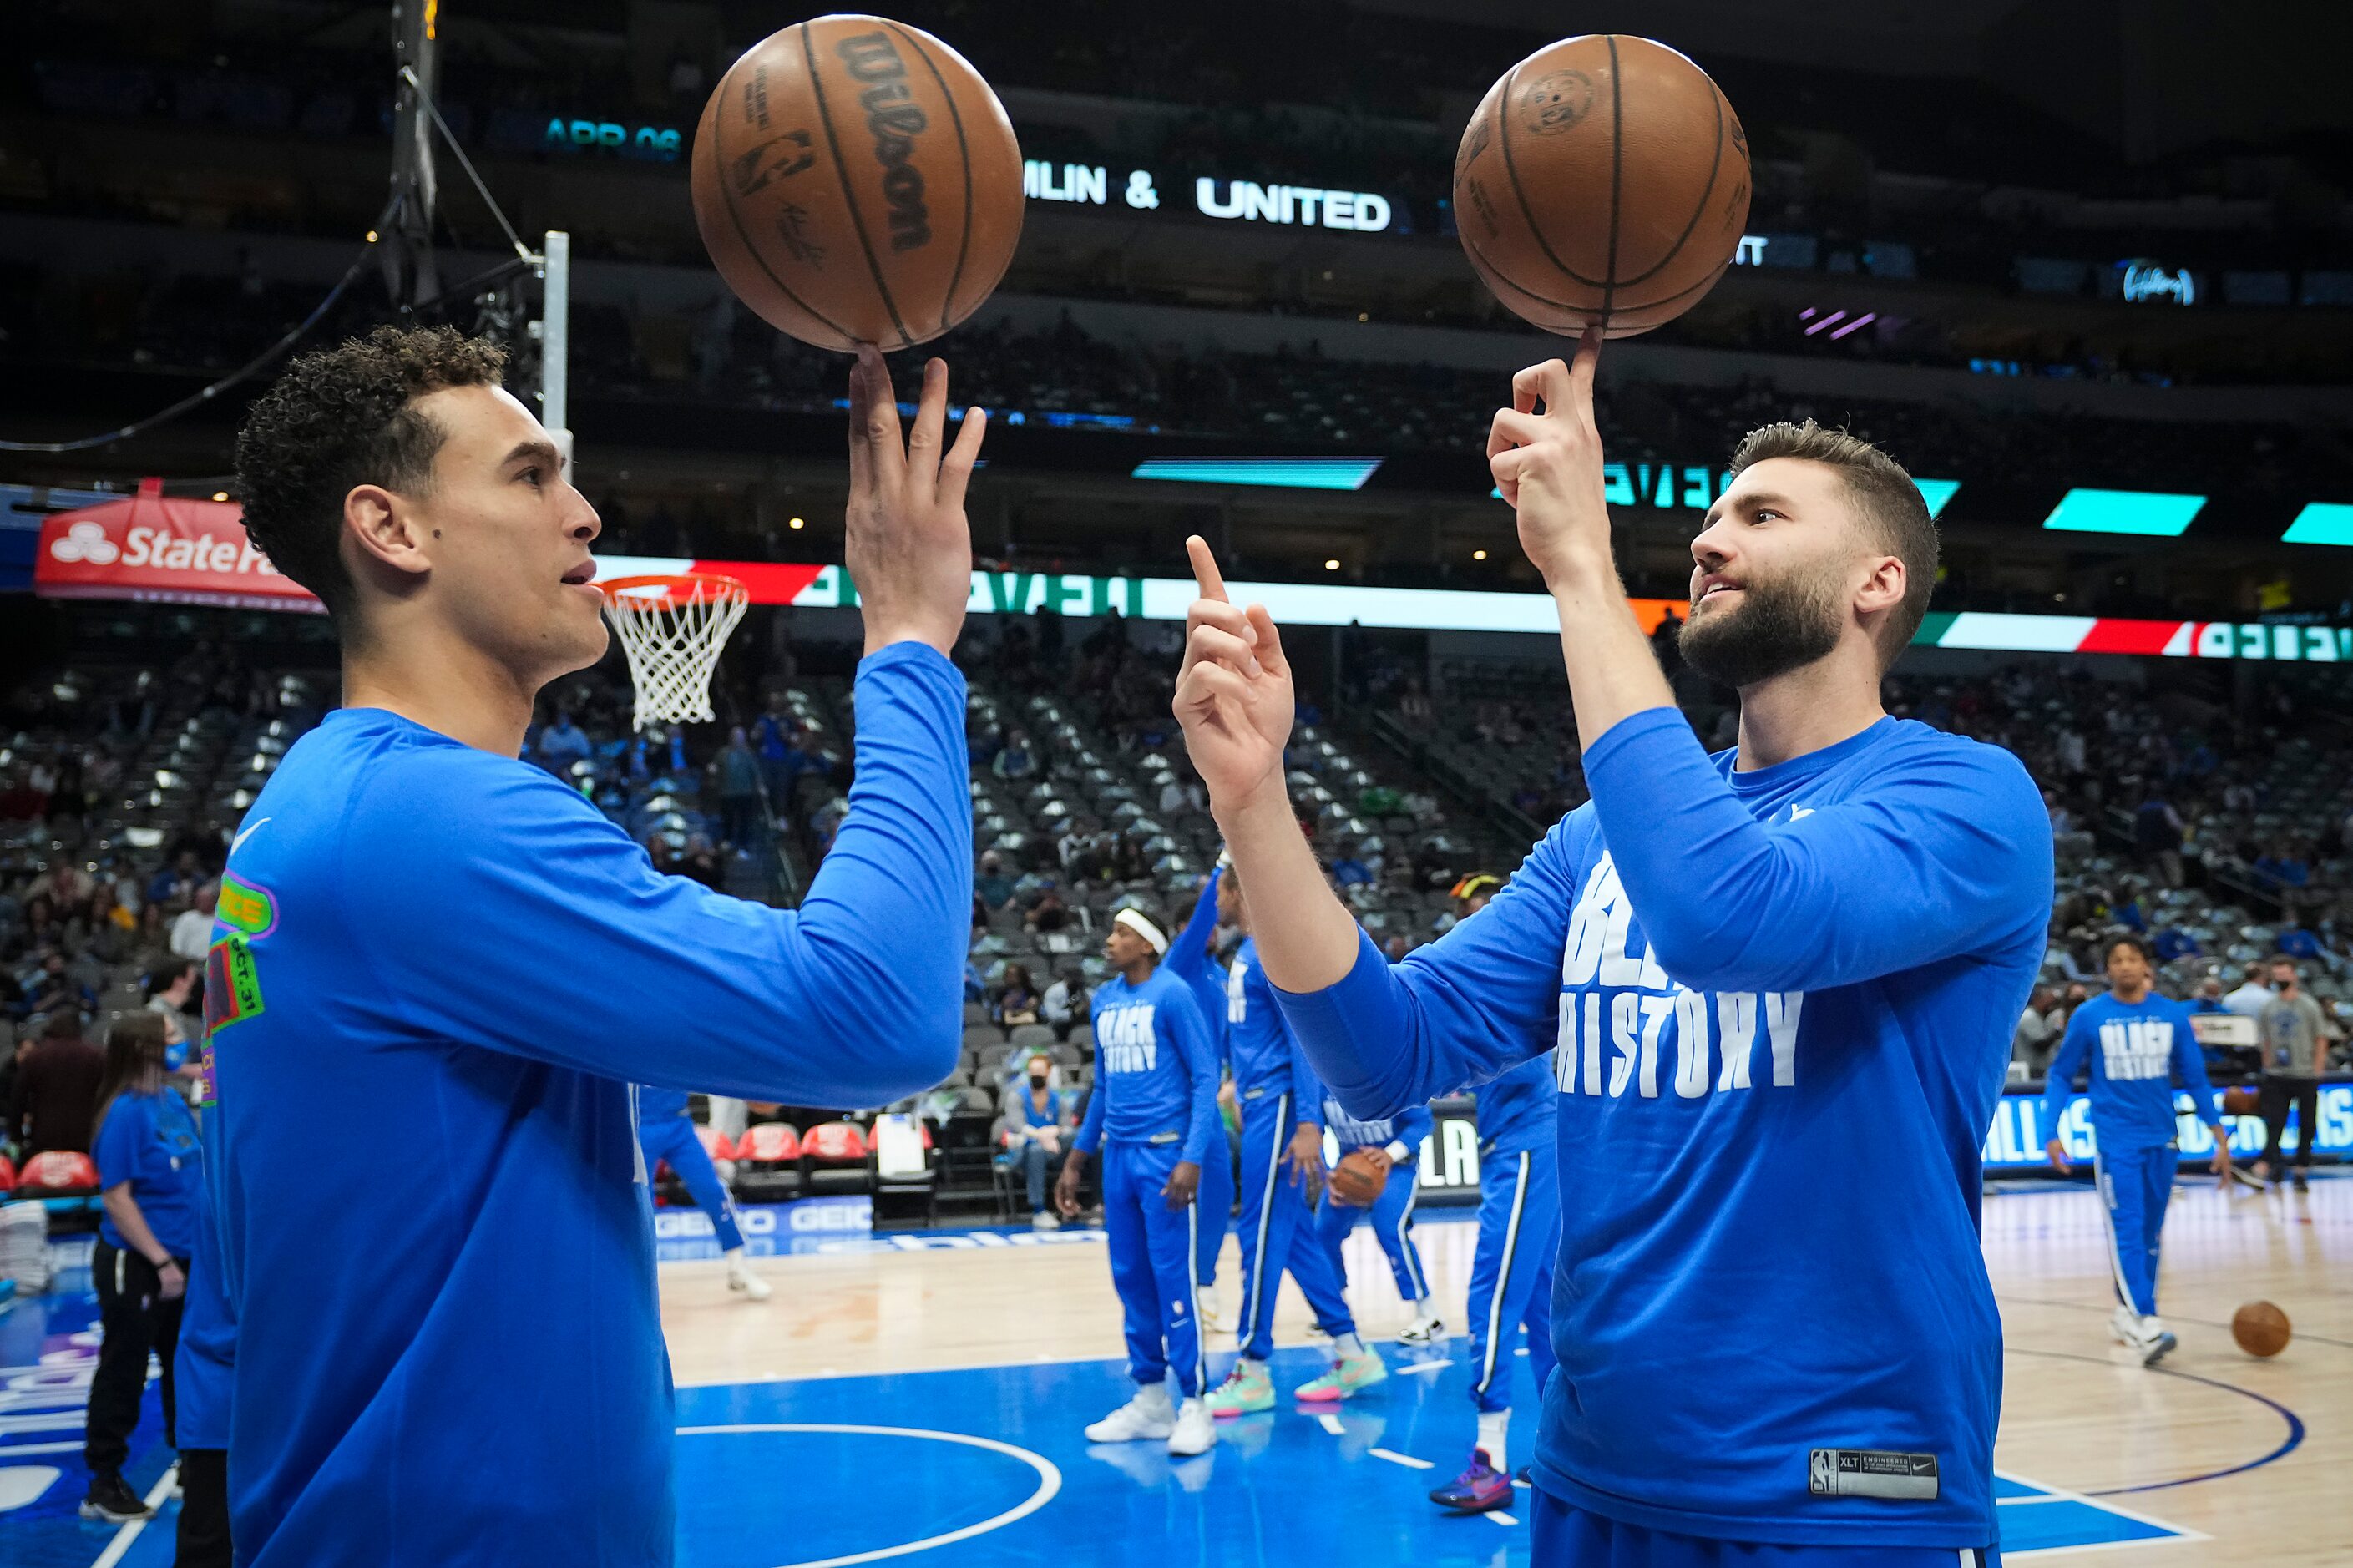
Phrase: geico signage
[{"left": 1021, "top": 159, "right": 1392, "bottom": 232}]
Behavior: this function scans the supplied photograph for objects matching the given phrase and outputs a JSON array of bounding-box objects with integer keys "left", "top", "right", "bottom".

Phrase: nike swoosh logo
[
  {"left": 231, "top": 817, "right": 272, "bottom": 854},
  {"left": 1789, "top": 806, "right": 1815, "bottom": 821}
]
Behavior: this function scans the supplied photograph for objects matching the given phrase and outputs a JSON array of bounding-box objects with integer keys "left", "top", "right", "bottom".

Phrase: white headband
[{"left": 1113, "top": 908, "right": 1168, "bottom": 955}]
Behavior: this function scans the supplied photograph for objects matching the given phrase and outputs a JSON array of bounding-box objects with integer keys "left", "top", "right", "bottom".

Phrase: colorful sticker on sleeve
[{"left": 205, "top": 933, "right": 266, "bottom": 1033}]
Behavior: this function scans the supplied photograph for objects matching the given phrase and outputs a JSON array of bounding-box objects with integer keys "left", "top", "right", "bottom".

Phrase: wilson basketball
[
  {"left": 1453, "top": 34, "right": 1748, "bottom": 338},
  {"left": 2231, "top": 1301, "right": 2291, "bottom": 1358},
  {"left": 691, "top": 15, "right": 1023, "bottom": 352}
]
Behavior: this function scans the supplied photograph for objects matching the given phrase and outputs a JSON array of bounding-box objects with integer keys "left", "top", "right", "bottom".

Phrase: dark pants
[
  {"left": 86, "top": 1241, "right": 185, "bottom": 1476},
  {"left": 175, "top": 1446, "right": 232, "bottom": 1567},
  {"left": 721, "top": 793, "right": 761, "bottom": 847},
  {"left": 2259, "top": 1075, "right": 2321, "bottom": 1171}
]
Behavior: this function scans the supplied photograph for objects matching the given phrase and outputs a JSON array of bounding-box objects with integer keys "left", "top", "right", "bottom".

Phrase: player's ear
[{"left": 344, "top": 483, "right": 435, "bottom": 584}]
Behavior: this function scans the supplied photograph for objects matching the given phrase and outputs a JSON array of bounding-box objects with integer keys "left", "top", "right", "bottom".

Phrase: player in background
[
  {"left": 174, "top": 1023, "right": 235, "bottom": 1566},
  {"left": 1055, "top": 909, "right": 1222, "bottom": 1456},
  {"left": 1203, "top": 862, "right": 1370, "bottom": 1416},
  {"left": 1313, "top": 1087, "right": 1438, "bottom": 1362},
  {"left": 215, "top": 328, "right": 979, "bottom": 1565},
  {"left": 1161, "top": 869, "right": 1239, "bottom": 1328},
  {"left": 2042, "top": 934, "right": 2230, "bottom": 1364},
  {"left": 1173, "top": 328, "right": 2048, "bottom": 1565},
  {"left": 1429, "top": 1050, "right": 1561, "bottom": 1512},
  {"left": 637, "top": 1085, "right": 771, "bottom": 1300}
]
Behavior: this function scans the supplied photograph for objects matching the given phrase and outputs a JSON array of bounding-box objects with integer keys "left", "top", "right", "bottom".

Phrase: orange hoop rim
[{"left": 597, "top": 572, "right": 750, "bottom": 611}]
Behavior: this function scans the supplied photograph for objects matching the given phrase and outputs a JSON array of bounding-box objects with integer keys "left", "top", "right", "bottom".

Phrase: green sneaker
[
  {"left": 1204, "top": 1363, "right": 1275, "bottom": 1418},
  {"left": 1293, "top": 1351, "right": 1389, "bottom": 1403}
]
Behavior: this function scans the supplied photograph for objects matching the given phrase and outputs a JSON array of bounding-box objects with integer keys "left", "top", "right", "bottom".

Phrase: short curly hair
[{"left": 233, "top": 325, "right": 507, "bottom": 622}]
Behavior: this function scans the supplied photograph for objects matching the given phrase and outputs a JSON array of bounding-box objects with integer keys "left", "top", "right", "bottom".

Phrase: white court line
[
  {"left": 89, "top": 1464, "right": 178, "bottom": 1568},
  {"left": 673, "top": 1423, "right": 1060, "bottom": 1568},
  {"left": 1369, "top": 1447, "right": 1433, "bottom": 1469},
  {"left": 1317, "top": 1414, "right": 1344, "bottom": 1435},
  {"left": 0, "top": 1441, "right": 83, "bottom": 1456},
  {"left": 1395, "top": 1360, "right": 1451, "bottom": 1377},
  {"left": 1487, "top": 1511, "right": 1518, "bottom": 1526},
  {"left": 1990, "top": 1467, "right": 2207, "bottom": 1556}
]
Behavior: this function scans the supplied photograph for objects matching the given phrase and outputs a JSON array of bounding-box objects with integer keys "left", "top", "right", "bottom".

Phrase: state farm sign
[{"left": 33, "top": 488, "right": 322, "bottom": 612}]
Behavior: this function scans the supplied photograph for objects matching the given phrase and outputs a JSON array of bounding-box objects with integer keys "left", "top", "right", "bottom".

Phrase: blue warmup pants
[
  {"left": 1233, "top": 1091, "right": 1356, "bottom": 1361},
  {"left": 1468, "top": 1144, "right": 1560, "bottom": 1414},
  {"left": 2094, "top": 1143, "right": 2176, "bottom": 1318},
  {"left": 640, "top": 1115, "right": 745, "bottom": 1252},
  {"left": 1315, "top": 1151, "right": 1430, "bottom": 1306},
  {"left": 1102, "top": 1139, "right": 1207, "bottom": 1398},
  {"left": 1197, "top": 1118, "right": 1233, "bottom": 1288},
  {"left": 1528, "top": 1490, "right": 1999, "bottom": 1567}
]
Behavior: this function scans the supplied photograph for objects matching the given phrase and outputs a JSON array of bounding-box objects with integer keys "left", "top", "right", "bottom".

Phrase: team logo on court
[{"left": 1520, "top": 70, "right": 1595, "bottom": 135}]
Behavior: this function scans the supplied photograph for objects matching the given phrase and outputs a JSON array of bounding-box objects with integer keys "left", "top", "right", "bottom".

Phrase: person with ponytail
[{"left": 79, "top": 1011, "right": 202, "bottom": 1525}]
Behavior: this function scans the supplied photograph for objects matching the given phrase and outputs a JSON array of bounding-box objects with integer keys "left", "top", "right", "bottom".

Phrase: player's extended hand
[
  {"left": 1284, "top": 1124, "right": 1325, "bottom": 1203},
  {"left": 1163, "top": 1160, "right": 1201, "bottom": 1211},
  {"left": 1054, "top": 1150, "right": 1085, "bottom": 1218},
  {"left": 2044, "top": 1136, "right": 2072, "bottom": 1176},
  {"left": 845, "top": 346, "right": 986, "bottom": 658},
  {"left": 1174, "top": 536, "right": 1293, "bottom": 811},
  {"left": 1488, "top": 326, "right": 1612, "bottom": 589},
  {"left": 2209, "top": 1132, "right": 2233, "bottom": 1181}
]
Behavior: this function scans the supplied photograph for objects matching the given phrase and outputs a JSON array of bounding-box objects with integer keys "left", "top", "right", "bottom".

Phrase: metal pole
[
  {"left": 384, "top": 0, "right": 441, "bottom": 307},
  {"left": 540, "top": 230, "right": 571, "bottom": 468}
]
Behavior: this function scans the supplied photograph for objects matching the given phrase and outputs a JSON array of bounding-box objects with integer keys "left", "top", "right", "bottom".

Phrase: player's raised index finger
[
  {"left": 1186, "top": 534, "right": 1231, "bottom": 604},
  {"left": 1568, "top": 325, "right": 1602, "bottom": 400}
]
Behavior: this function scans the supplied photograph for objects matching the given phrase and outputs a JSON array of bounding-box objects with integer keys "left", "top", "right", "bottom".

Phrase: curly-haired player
[{"left": 208, "top": 326, "right": 982, "bottom": 1565}]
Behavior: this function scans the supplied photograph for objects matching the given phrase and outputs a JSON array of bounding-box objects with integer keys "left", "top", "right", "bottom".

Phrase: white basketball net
[{"left": 600, "top": 575, "right": 751, "bottom": 729}]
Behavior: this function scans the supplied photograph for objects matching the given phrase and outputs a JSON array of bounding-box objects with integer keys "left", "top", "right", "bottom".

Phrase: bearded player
[
  {"left": 1175, "top": 331, "right": 2048, "bottom": 1566},
  {"left": 215, "top": 327, "right": 979, "bottom": 1565}
]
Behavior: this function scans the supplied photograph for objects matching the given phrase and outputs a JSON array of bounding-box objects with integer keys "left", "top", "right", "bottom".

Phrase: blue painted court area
[{"left": 1, "top": 1240, "right": 2196, "bottom": 1567}]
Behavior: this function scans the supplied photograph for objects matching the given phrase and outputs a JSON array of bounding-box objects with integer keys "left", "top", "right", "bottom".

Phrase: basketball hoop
[{"left": 599, "top": 574, "right": 750, "bottom": 729}]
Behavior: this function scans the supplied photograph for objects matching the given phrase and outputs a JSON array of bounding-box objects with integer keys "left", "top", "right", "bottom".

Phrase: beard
[{"left": 1677, "top": 569, "right": 1846, "bottom": 688}]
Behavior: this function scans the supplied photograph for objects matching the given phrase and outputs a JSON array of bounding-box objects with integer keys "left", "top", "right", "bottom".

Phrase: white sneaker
[
  {"left": 1032, "top": 1211, "right": 1062, "bottom": 1232},
  {"left": 1085, "top": 1388, "right": 1176, "bottom": 1443},
  {"left": 1166, "top": 1396, "right": 1217, "bottom": 1456},
  {"left": 1197, "top": 1291, "right": 1234, "bottom": 1334},
  {"left": 727, "top": 1261, "right": 773, "bottom": 1302},
  {"left": 2130, "top": 1315, "right": 2178, "bottom": 1366},
  {"left": 2108, "top": 1305, "right": 2138, "bottom": 1346},
  {"left": 1398, "top": 1313, "right": 1445, "bottom": 1345}
]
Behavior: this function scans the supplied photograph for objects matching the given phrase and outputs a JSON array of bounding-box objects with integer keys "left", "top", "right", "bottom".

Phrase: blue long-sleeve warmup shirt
[
  {"left": 204, "top": 642, "right": 971, "bottom": 1566},
  {"left": 1320, "top": 1092, "right": 1432, "bottom": 1155},
  {"left": 1277, "top": 709, "right": 2050, "bottom": 1549},
  {"left": 2040, "top": 991, "right": 2221, "bottom": 1152},
  {"left": 1468, "top": 1054, "right": 1558, "bottom": 1156},
  {"left": 1075, "top": 965, "right": 1220, "bottom": 1164},
  {"left": 1228, "top": 934, "right": 1326, "bottom": 1116}
]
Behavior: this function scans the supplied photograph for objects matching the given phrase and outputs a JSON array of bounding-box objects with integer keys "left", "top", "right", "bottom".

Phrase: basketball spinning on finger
[
  {"left": 1454, "top": 34, "right": 1749, "bottom": 337},
  {"left": 690, "top": 14, "right": 1025, "bottom": 351}
]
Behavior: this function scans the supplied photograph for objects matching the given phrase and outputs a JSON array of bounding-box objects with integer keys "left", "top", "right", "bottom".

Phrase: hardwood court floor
[{"left": 660, "top": 1173, "right": 2351, "bottom": 1565}]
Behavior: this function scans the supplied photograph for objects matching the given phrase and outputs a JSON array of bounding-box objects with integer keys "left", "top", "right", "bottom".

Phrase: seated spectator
[
  {"left": 2152, "top": 926, "right": 2200, "bottom": 962},
  {"left": 145, "top": 959, "right": 205, "bottom": 1055},
  {"left": 976, "top": 852, "right": 1016, "bottom": 911},
  {"left": 1331, "top": 845, "right": 1373, "bottom": 887},
  {"left": 2185, "top": 975, "right": 2229, "bottom": 1014},
  {"left": 994, "top": 1055, "right": 1075, "bottom": 1230},
  {"left": 680, "top": 833, "right": 726, "bottom": 891},
  {"left": 2011, "top": 984, "right": 2063, "bottom": 1075},
  {"left": 11, "top": 1009, "right": 105, "bottom": 1156},
  {"left": 537, "top": 711, "right": 593, "bottom": 773},
  {"left": 146, "top": 850, "right": 204, "bottom": 911},
  {"left": 1025, "top": 891, "right": 1069, "bottom": 933},
  {"left": 2277, "top": 924, "right": 2321, "bottom": 960},
  {"left": 170, "top": 883, "right": 220, "bottom": 964},
  {"left": 1040, "top": 973, "right": 1086, "bottom": 1037},
  {"left": 994, "top": 964, "right": 1040, "bottom": 1028},
  {"left": 992, "top": 729, "right": 1038, "bottom": 781}
]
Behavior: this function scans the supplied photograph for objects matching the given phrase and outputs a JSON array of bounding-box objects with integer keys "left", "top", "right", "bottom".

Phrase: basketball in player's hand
[
  {"left": 2231, "top": 1300, "right": 2291, "bottom": 1358},
  {"left": 1453, "top": 34, "right": 1748, "bottom": 337},
  {"left": 1328, "top": 1148, "right": 1388, "bottom": 1207},
  {"left": 691, "top": 15, "right": 1023, "bottom": 351}
]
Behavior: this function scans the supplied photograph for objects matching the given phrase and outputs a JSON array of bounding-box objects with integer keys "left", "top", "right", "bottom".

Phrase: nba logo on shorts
[{"left": 1809, "top": 1449, "right": 1834, "bottom": 1495}]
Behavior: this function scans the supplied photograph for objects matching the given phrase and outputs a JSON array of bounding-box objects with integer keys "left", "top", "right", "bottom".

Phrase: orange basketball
[
  {"left": 1453, "top": 34, "right": 1749, "bottom": 338},
  {"left": 690, "top": 15, "right": 1023, "bottom": 352},
  {"left": 2232, "top": 1300, "right": 2291, "bottom": 1358}
]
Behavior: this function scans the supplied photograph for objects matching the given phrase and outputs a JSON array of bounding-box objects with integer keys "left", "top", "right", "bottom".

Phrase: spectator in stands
[
  {"left": 716, "top": 727, "right": 763, "bottom": 850},
  {"left": 2222, "top": 963, "right": 2275, "bottom": 1018},
  {"left": 2252, "top": 841, "right": 2312, "bottom": 914},
  {"left": 1041, "top": 971, "right": 1087, "bottom": 1039},
  {"left": 993, "top": 729, "right": 1037, "bottom": 781},
  {"left": 2186, "top": 974, "right": 2229, "bottom": 1014},
  {"left": 976, "top": 852, "right": 1016, "bottom": 911},
  {"left": 994, "top": 964, "right": 1041, "bottom": 1028},
  {"left": 2012, "top": 984, "right": 2063, "bottom": 1074},
  {"left": 23, "top": 951, "right": 94, "bottom": 1029},
  {"left": 754, "top": 697, "right": 805, "bottom": 802},
  {"left": 11, "top": 1009, "right": 104, "bottom": 1157},
  {"left": 1331, "top": 843, "right": 1374, "bottom": 887},
  {"left": 2252, "top": 959, "right": 2330, "bottom": 1191},
  {"left": 147, "top": 850, "right": 204, "bottom": 911},
  {"left": 170, "top": 883, "right": 220, "bottom": 964},
  {"left": 996, "top": 1054, "right": 1076, "bottom": 1230},
  {"left": 1026, "top": 890, "right": 1070, "bottom": 933},
  {"left": 147, "top": 959, "right": 205, "bottom": 1054},
  {"left": 1380, "top": 934, "right": 1412, "bottom": 964},
  {"left": 680, "top": 833, "right": 726, "bottom": 891},
  {"left": 2133, "top": 792, "right": 2185, "bottom": 888},
  {"left": 537, "top": 711, "right": 593, "bottom": 773},
  {"left": 81, "top": 1012, "right": 200, "bottom": 1525}
]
